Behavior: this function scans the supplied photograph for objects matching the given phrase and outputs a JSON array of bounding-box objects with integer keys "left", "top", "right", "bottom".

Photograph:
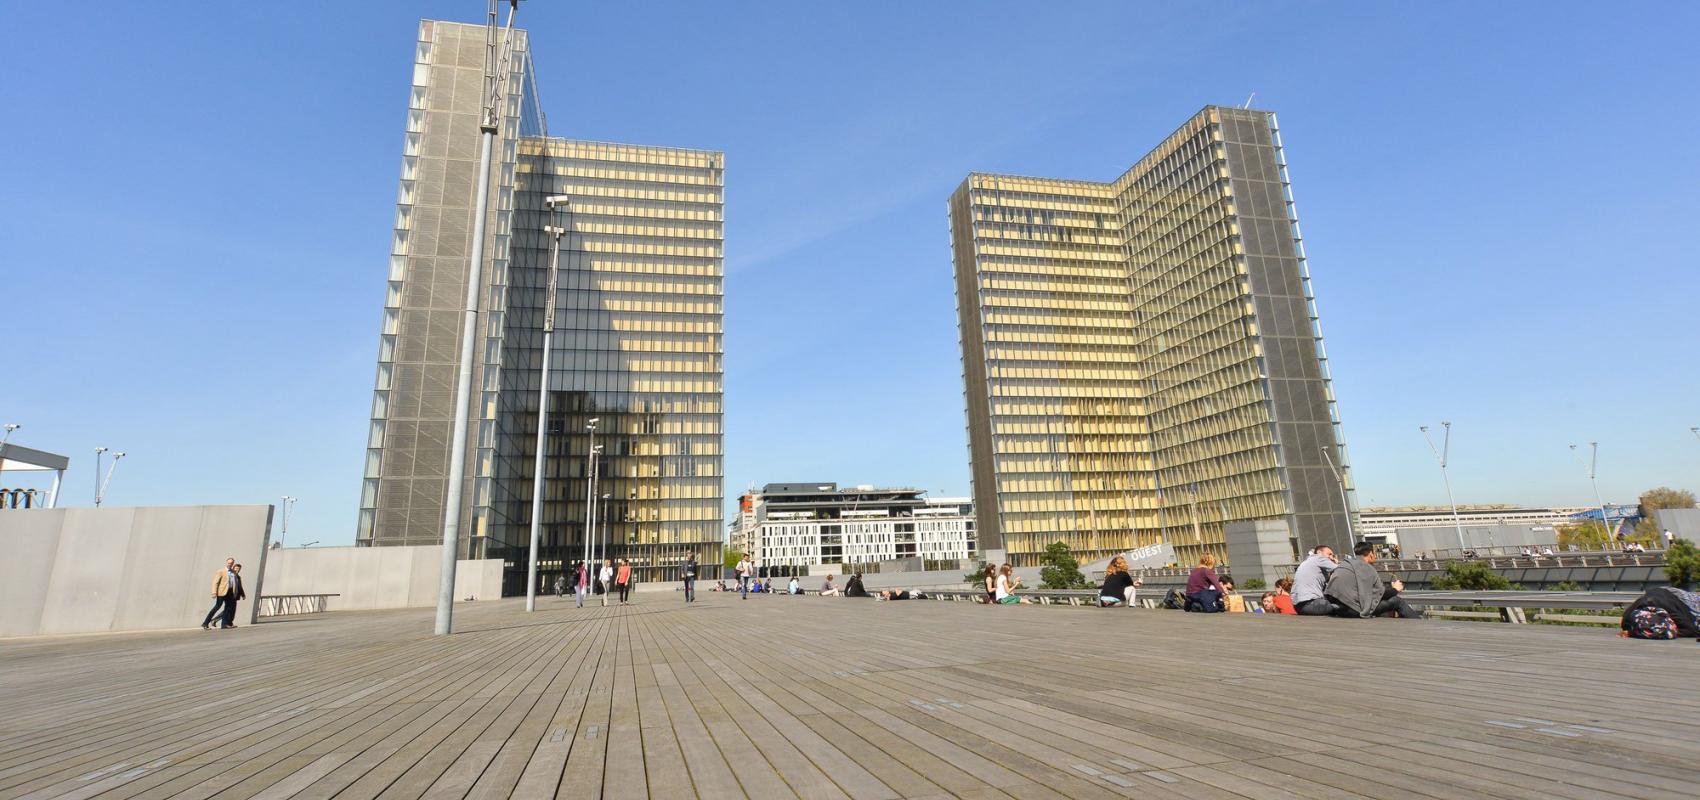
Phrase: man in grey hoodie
[
  {"left": 1291, "top": 546, "right": 1339, "bottom": 616},
  {"left": 1326, "top": 541, "right": 1420, "bottom": 619}
]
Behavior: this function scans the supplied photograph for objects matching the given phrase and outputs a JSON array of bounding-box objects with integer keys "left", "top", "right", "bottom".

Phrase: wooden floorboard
[{"left": 2, "top": 593, "right": 1698, "bottom": 799}]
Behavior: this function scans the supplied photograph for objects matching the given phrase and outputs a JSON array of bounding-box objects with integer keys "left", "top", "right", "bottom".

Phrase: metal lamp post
[
  {"left": 93, "top": 447, "right": 107, "bottom": 505},
  {"left": 435, "top": 0, "right": 519, "bottom": 637},
  {"left": 0, "top": 423, "right": 19, "bottom": 474},
  {"left": 582, "top": 419, "right": 600, "bottom": 576},
  {"left": 601, "top": 492, "right": 612, "bottom": 564},
  {"left": 1419, "top": 422, "right": 1467, "bottom": 554},
  {"left": 280, "top": 496, "right": 297, "bottom": 547},
  {"left": 526, "top": 199, "right": 569, "bottom": 613},
  {"left": 1569, "top": 443, "right": 1611, "bottom": 545}
]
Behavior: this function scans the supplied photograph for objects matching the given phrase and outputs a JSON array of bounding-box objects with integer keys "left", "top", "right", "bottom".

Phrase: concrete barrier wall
[
  {"left": 260, "top": 545, "right": 503, "bottom": 611},
  {"left": 0, "top": 505, "right": 274, "bottom": 637}
]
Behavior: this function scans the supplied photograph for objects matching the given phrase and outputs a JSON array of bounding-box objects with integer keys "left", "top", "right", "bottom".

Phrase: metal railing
[
  {"left": 914, "top": 587, "right": 1636, "bottom": 626},
  {"left": 257, "top": 594, "right": 339, "bottom": 618},
  {"left": 1379, "top": 551, "right": 1665, "bottom": 572}
]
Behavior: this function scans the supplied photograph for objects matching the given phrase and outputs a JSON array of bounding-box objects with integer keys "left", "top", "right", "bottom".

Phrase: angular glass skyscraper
[
  {"left": 950, "top": 106, "right": 1354, "bottom": 567},
  {"left": 362, "top": 20, "right": 724, "bottom": 586}
]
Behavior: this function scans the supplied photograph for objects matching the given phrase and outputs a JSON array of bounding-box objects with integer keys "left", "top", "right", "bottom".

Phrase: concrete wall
[
  {"left": 1655, "top": 508, "right": 1700, "bottom": 541},
  {"left": 1225, "top": 520, "right": 1294, "bottom": 589},
  {"left": 260, "top": 545, "right": 503, "bottom": 611},
  {"left": 0, "top": 505, "right": 273, "bottom": 637}
]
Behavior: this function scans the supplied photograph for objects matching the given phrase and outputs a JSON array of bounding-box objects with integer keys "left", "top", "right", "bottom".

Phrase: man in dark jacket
[{"left": 1325, "top": 542, "right": 1420, "bottom": 618}]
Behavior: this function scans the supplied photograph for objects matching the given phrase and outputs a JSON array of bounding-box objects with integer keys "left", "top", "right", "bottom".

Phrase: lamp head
[
  {"left": 95, "top": 447, "right": 108, "bottom": 454},
  {"left": 113, "top": 452, "right": 125, "bottom": 459},
  {"left": 543, "top": 225, "right": 567, "bottom": 236},
  {"left": 3, "top": 423, "right": 18, "bottom": 433},
  {"left": 544, "top": 194, "right": 571, "bottom": 208}
]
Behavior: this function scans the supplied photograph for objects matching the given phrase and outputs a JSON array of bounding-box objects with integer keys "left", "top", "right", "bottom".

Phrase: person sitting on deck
[
  {"left": 878, "top": 588, "right": 923, "bottom": 600},
  {"left": 819, "top": 575, "right": 840, "bottom": 596},
  {"left": 1325, "top": 541, "right": 1421, "bottom": 619},
  {"left": 1271, "top": 577, "right": 1298, "bottom": 615},
  {"left": 1097, "top": 555, "right": 1143, "bottom": 607},
  {"left": 982, "top": 564, "right": 998, "bottom": 604},
  {"left": 845, "top": 572, "right": 871, "bottom": 598},
  {"left": 1291, "top": 545, "right": 1340, "bottom": 616},
  {"left": 995, "top": 564, "right": 1031, "bottom": 604},
  {"left": 1259, "top": 592, "right": 1279, "bottom": 613},
  {"left": 1183, "top": 554, "right": 1229, "bottom": 612},
  {"left": 788, "top": 576, "right": 802, "bottom": 595}
]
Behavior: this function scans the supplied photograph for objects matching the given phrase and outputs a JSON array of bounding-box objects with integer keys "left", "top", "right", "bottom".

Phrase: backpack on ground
[
  {"left": 1622, "top": 587, "right": 1700, "bottom": 639},
  {"left": 1161, "top": 589, "right": 1185, "bottom": 610},
  {"left": 1621, "top": 607, "right": 1677, "bottom": 640}
]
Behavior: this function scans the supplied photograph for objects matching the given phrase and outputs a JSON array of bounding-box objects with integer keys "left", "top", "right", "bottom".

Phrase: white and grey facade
[{"left": 737, "top": 483, "right": 976, "bottom": 570}]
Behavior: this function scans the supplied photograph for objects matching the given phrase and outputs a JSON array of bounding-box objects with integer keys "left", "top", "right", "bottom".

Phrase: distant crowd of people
[{"left": 1170, "top": 542, "right": 1419, "bottom": 618}]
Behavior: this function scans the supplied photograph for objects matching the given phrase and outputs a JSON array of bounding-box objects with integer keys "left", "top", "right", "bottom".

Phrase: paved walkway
[{"left": 2, "top": 591, "right": 1697, "bottom": 799}]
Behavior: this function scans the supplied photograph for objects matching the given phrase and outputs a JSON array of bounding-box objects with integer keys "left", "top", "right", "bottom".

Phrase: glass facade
[
  {"left": 362, "top": 20, "right": 724, "bottom": 585},
  {"left": 951, "top": 106, "right": 1355, "bottom": 567}
]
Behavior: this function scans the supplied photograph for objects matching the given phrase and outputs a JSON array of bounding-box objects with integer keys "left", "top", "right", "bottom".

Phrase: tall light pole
[
  {"left": 96, "top": 451, "right": 125, "bottom": 508},
  {"left": 526, "top": 201, "right": 570, "bottom": 613},
  {"left": 1419, "top": 422, "right": 1467, "bottom": 553},
  {"left": 0, "top": 423, "right": 19, "bottom": 474},
  {"left": 1570, "top": 443, "right": 1611, "bottom": 545},
  {"left": 1318, "top": 446, "right": 1354, "bottom": 541},
  {"left": 279, "top": 496, "right": 297, "bottom": 547},
  {"left": 583, "top": 419, "right": 599, "bottom": 575},
  {"left": 435, "top": 0, "right": 519, "bottom": 637}
]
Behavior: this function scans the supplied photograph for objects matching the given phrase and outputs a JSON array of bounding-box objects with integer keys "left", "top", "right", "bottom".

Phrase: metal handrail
[{"left": 257, "top": 593, "right": 340, "bottom": 618}]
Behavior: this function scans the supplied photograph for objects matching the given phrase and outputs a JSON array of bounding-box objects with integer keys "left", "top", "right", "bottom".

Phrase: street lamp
[
  {"left": 93, "top": 448, "right": 125, "bottom": 508},
  {"left": 527, "top": 198, "right": 570, "bottom": 613},
  {"left": 583, "top": 418, "right": 600, "bottom": 574},
  {"left": 1418, "top": 423, "right": 1467, "bottom": 554},
  {"left": 0, "top": 423, "right": 19, "bottom": 474},
  {"left": 601, "top": 492, "right": 612, "bottom": 566},
  {"left": 279, "top": 496, "right": 297, "bottom": 547},
  {"left": 1570, "top": 443, "right": 1611, "bottom": 546}
]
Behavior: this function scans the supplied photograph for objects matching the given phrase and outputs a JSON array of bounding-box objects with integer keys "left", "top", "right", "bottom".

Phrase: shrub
[
  {"left": 1666, "top": 538, "right": 1700, "bottom": 589},
  {"left": 1241, "top": 577, "right": 1267, "bottom": 590},
  {"left": 1429, "top": 561, "right": 1513, "bottom": 591},
  {"left": 1039, "top": 541, "right": 1090, "bottom": 589}
]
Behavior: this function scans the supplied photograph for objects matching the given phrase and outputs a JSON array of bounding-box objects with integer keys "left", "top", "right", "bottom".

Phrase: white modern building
[
  {"left": 1359, "top": 505, "right": 1593, "bottom": 539},
  {"left": 735, "top": 483, "right": 976, "bottom": 569}
]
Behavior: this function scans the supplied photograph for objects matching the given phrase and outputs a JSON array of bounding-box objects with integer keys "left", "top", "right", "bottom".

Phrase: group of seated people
[
  {"left": 812, "top": 572, "right": 925, "bottom": 600},
  {"left": 1178, "top": 542, "right": 1419, "bottom": 618}
]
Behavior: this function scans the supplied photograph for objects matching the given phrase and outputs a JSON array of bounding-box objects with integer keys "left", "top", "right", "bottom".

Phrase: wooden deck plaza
[{"left": 2, "top": 591, "right": 1698, "bottom": 799}]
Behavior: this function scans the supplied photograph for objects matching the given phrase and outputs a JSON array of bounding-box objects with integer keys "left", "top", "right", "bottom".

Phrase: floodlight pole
[
  {"left": 96, "top": 452, "right": 125, "bottom": 508},
  {"left": 1419, "top": 423, "right": 1466, "bottom": 553},
  {"left": 1570, "top": 443, "right": 1610, "bottom": 544},
  {"left": 437, "top": 0, "right": 518, "bottom": 636},
  {"left": 280, "top": 495, "right": 297, "bottom": 547},
  {"left": 0, "top": 423, "right": 18, "bottom": 474},
  {"left": 527, "top": 208, "right": 568, "bottom": 613},
  {"left": 583, "top": 420, "right": 599, "bottom": 575}
]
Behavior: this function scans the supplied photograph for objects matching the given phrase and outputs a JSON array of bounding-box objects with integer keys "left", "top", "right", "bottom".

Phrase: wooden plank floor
[{"left": 2, "top": 592, "right": 1698, "bottom": 799}]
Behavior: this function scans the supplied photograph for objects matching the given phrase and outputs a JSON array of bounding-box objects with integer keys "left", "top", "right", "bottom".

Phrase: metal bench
[{"left": 257, "top": 594, "right": 340, "bottom": 618}]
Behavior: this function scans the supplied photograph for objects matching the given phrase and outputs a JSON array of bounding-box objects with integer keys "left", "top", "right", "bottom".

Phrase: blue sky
[{"left": 3, "top": 2, "right": 1697, "bottom": 546}]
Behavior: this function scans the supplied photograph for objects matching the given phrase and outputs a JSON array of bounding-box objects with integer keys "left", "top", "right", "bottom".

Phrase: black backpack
[{"left": 1161, "top": 589, "right": 1185, "bottom": 610}]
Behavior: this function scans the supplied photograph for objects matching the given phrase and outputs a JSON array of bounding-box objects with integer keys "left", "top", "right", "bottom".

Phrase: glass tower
[
  {"left": 362, "top": 20, "right": 724, "bottom": 586},
  {"left": 950, "top": 106, "right": 1354, "bottom": 567}
]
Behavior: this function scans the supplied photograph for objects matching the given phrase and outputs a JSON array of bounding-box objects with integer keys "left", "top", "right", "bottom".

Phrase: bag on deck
[
  {"left": 1161, "top": 589, "right": 1185, "bottom": 610},
  {"left": 1622, "top": 587, "right": 1700, "bottom": 639},
  {"left": 1621, "top": 607, "right": 1677, "bottom": 640}
]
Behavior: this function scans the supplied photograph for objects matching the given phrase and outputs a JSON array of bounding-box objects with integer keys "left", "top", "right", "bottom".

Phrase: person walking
[
  {"left": 201, "top": 557, "right": 238, "bottom": 630},
  {"left": 598, "top": 559, "right": 615, "bottom": 607},
  {"left": 682, "top": 553, "right": 698, "bottom": 603},
  {"left": 735, "top": 554, "right": 753, "bottom": 600},
  {"left": 616, "top": 559, "right": 633, "bottom": 605},
  {"left": 553, "top": 573, "right": 565, "bottom": 599},
  {"left": 574, "top": 561, "right": 587, "bottom": 609},
  {"left": 219, "top": 563, "right": 248, "bottom": 629}
]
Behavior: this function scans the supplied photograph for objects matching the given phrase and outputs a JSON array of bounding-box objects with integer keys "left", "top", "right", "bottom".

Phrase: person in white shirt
[
  {"left": 994, "top": 564, "right": 1030, "bottom": 605},
  {"left": 598, "top": 559, "right": 614, "bottom": 608},
  {"left": 735, "top": 556, "right": 753, "bottom": 600},
  {"left": 788, "top": 576, "right": 801, "bottom": 595}
]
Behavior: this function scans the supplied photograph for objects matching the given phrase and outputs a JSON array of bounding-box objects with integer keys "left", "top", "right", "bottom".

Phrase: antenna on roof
[{"left": 1242, "top": 92, "right": 1256, "bottom": 109}]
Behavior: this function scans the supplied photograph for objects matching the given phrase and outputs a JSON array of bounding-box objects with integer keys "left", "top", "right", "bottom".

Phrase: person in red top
[
  {"left": 1271, "top": 577, "right": 1298, "bottom": 615},
  {"left": 615, "top": 559, "right": 634, "bottom": 605}
]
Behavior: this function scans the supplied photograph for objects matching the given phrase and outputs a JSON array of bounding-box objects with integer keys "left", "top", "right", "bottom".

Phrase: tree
[
  {"left": 1666, "top": 538, "right": 1700, "bottom": 590},
  {"left": 1039, "top": 541, "right": 1090, "bottom": 589},
  {"left": 963, "top": 560, "right": 990, "bottom": 587},
  {"left": 723, "top": 550, "right": 743, "bottom": 570},
  {"left": 1638, "top": 487, "right": 1696, "bottom": 520},
  {"left": 1429, "top": 561, "right": 1514, "bottom": 591},
  {"left": 1557, "top": 520, "right": 1610, "bottom": 551}
]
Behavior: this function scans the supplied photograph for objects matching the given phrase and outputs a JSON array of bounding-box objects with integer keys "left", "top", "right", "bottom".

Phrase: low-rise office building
[{"left": 736, "top": 482, "right": 975, "bottom": 570}]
